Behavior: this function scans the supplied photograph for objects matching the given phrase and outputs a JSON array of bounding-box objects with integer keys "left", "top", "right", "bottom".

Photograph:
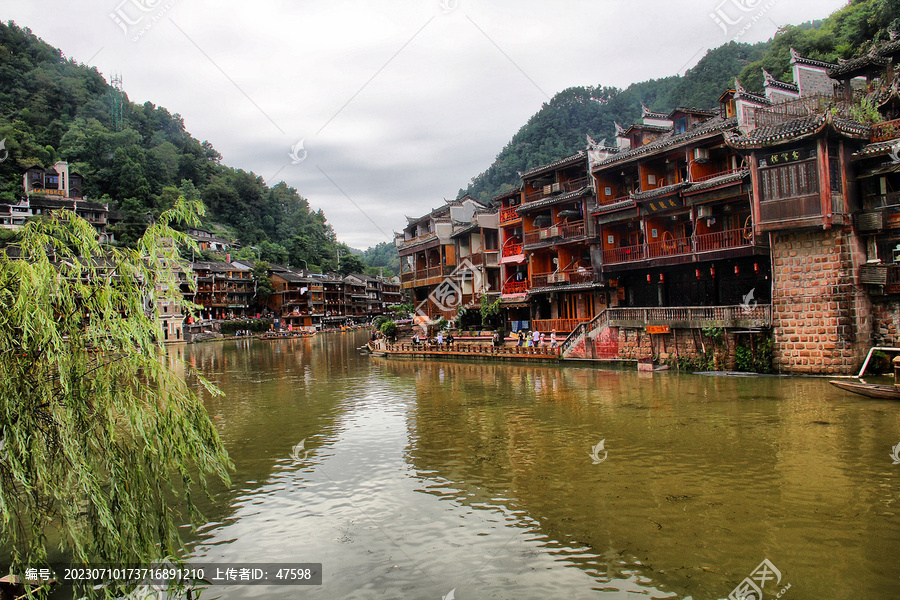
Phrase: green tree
[
  {"left": 480, "top": 293, "right": 501, "bottom": 329},
  {"left": 253, "top": 260, "right": 274, "bottom": 305},
  {"left": 0, "top": 197, "right": 231, "bottom": 596},
  {"left": 337, "top": 252, "right": 367, "bottom": 276}
]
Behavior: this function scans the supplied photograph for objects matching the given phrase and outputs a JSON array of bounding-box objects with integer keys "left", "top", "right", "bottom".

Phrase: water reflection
[{"left": 180, "top": 334, "right": 900, "bottom": 599}]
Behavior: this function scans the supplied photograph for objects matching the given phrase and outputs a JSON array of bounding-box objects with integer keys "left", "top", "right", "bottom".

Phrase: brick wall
[
  {"left": 871, "top": 299, "right": 900, "bottom": 346},
  {"left": 770, "top": 228, "right": 871, "bottom": 374}
]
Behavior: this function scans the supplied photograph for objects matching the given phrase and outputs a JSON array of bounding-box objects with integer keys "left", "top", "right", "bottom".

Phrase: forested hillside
[
  {"left": 0, "top": 21, "right": 350, "bottom": 272},
  {"left": 461, "top": 0, "right": 900, "bottom": 204}
]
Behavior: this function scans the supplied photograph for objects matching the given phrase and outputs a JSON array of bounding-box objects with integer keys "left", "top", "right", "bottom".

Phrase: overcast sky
[{"left": 4, "top": 0, "right": 847, "bottom": 248}]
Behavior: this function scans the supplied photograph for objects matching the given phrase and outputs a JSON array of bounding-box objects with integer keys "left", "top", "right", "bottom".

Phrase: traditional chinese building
[
  {"left": 396, "top": 196, "right": 486, "bottom": 319},
  {"left": 519, "top": 151, "right": 602, "bottom": 333}
]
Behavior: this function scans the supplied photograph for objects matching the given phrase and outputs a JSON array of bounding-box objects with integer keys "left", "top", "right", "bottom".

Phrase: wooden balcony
[
  {"left": 525, "top": 176, "right": 590, "bottom": 203},
  {"left": 872, "top": 118, "right": 900, "bottom": 143},
  {"left": 601, "top": 228, "right": 760, "bottom": 266},
  {"left": 499, "top": 206, "right": 521, "bottom": 224},
  {"left": 531, "top": 317, "right": 591, "bottom": 333},
  {"left": 602, "top": 244, "right": 645, "bottom": 264},
  {"left": 694, "top": 228, "right": 749, "bottom": 252},
  {"left": 523, "top": 221, "right": 586, "bottom": 246},
  {"left": 531, "top": 270, "right": 595, "bottom": 288},
  {"left": 606, "top": 304, "right": 771, "bottom": 329},
  {"left": 647, "top": 235, "right": 692, "bottom": 259},
  {"left": 502, "top": 281, "right": 528, "bottom": 295},
  {"left": 502, "top": 243, "right": 523, "bottom": 258}
]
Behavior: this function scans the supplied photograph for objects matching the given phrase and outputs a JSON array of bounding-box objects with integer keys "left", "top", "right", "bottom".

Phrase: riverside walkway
[{"left": 370, "top": 340, "right": 560, "bottom": 362}]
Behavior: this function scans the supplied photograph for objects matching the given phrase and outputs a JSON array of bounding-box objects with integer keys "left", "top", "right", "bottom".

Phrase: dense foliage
[
  {"left": 0, "top": 21, "right": 344, "bottom": 271},
  {"left": 0, "top": 199, "right": 231, "bottom": 595},
  {"left": 461, "top": 0, "right": 900, "bottom": 204}
]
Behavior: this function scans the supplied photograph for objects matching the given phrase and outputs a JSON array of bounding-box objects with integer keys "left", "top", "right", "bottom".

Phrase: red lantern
[
  {"left": 734, "top": 265, "right": 739, "bottom": 275},
  {"left": 647, "top": 274, "right": 652, "bottom": 283},
  {"left": 754, "top": 262, "right": 759, "bottom": 273},
  {"left": 659, "top": 273, "right": 664, "bottom": 283},
  {"left": 710, "top": 266, "right": 716, "bottom": 278},
  {"left": 695, "top": 269, "right": 700, "bottom": 279}
]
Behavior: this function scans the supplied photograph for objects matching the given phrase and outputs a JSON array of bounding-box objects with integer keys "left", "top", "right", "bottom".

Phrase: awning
[{"left": 858, "top": 162, "right": 900, "bottom": 179}]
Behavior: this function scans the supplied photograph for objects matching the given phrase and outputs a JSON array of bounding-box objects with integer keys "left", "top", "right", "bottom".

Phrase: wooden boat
[{"left": 829, "top": 379, "right": 900, "bottom": 400}]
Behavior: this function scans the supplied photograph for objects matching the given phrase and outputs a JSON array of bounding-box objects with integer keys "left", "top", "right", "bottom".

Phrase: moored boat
[{"left": 828, "top": 379, "right": 900, "bottom": 400}]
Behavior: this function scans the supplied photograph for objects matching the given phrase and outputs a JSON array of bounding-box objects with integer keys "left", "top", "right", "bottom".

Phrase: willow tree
[{"left": 0, "top": 198, "right": 231, "bottom": 595}]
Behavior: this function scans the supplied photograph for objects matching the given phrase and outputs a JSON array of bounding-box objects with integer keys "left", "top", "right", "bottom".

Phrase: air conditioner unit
[
  {"left": 697, "top": 206, "right": 713, "bottom": 218},
  {"left": 693, "top": 148, "right": 710, "bottom": 162},
  {"left": 550, "top": 272, "right": 569, "bottom": 284},
  {"left": 647, "top": 174, "right": 657, "bottom": 186},
  {"left": 551, "top": 182, "right": 561, "bottom": 193},
  {"left": 539, "top": 229, "right": 551, "bottom": 240},
  {"left": 543, "top": 184, "right": 552, "bottom": 195},
  {"left": 548, "top": 225, "right": 559, "bottom": 237}
]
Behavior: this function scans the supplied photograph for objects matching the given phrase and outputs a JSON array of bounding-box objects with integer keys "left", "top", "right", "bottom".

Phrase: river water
[{"left": 172, "top": 331, "right": 900, "bottom": 600}]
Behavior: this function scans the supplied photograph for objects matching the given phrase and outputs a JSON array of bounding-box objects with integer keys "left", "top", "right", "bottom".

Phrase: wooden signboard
[{"left": 646, "top": 325, "right": 671, "bottom": 334}]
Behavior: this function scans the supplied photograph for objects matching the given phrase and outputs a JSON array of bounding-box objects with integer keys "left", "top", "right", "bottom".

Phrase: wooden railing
[
  {"left": 386, "top": 342, "right": 559, "bottom": 358},
  {"left": 647, "top": 235, "right": 692, "bottom": 259},
  {"left": 558, "top": 221, "right": 586, "bottom": 239},
  {"left": 502, "top": 243, "right": 523, "bottom": 258},
  {"left": 531, "top": 318, "right": 591, "bottom": 333},
  {"left": 524, "top": 176, "right": 590, "bottom": 203},
  {"left": 499, "top": 206, "right": 521, "bottom": 224},
  {"left": 523, "top": 221, "right": 586, "bottom": 246},
  {"left": 502, "top": 281, "right": 528, "bottom": 295},
  {"left": 560, "top": 304, "right": 772, "bottom": 358},
  {"left": 606, "top": 304, "right": 771, "bottom": 327},
  {"left": 690, "top": 167, "right": 745, "bottom": 183},
  {"left": 602, "top": 244, "right": 644, "bottom": 264},
  {"left": 694, "top": 228, "right": 750, "bottom": 252},
  {"left": 872, "top": 118, "right": 900, "bottom": 143},
  {"left": 602, "top": 228, "right": 758, "bottom": 265}
]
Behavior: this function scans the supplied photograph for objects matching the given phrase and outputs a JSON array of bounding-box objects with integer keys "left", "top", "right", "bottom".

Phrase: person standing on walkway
[
  {"left": 517, "top": 330, "right": 524, "bottom": 347},
  {"left": 436, "top": 331, "right": 444, "bottom": 346},
  {"left": 550, "top": 329, "right": 558, "bottom": 347},
  {"left": 532, "top": 329, "right": 540, "bottom": 347}
]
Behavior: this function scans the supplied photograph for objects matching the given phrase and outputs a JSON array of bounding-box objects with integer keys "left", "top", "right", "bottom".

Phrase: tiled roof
[
  {"left": 397, "top": 232, "right": 439, "bottom": 251},
  {"left": 852, "top": 139, "right": 900, "bottom": 160},
  {"left": 516, "top": 186, "right": 592, "bottom": 214},
  {"left": 762, "top": 69, "right": 799, "bottom": 93},
  {"left": 593, "top": 116, "right": 738, "bottom": 169},
  {"left": 490, "top": 187, "right": 522, "bottom": 203},
  {"left": 828, "top": 54, "right": 889, "bottom": 79},
  {"left": 685, "top": 169, "right": 749, "bottom": 193},
  {"left": 529, "top": 281, "right": 601, "bottom": 295},
  {"left": 632, "top": 181, "right": 691, "bottom": 201},
  {"left": 789, "top": 47, "right": 837, "bottom": 70},
  {"left": 521, "top": 151, "right": 586, "bottom": 180},
  {"left": 725, "top": 114, "right": 870, "bottom": 149},
  {"left": 668, "top": 107, "right": 717, "bottom": 118},
  {"left": 590, "top": 198, "right": 636, "bottom": 215}
]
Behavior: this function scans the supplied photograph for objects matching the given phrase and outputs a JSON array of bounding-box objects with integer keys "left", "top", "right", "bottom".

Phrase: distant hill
[
  {"left": 459, "top": 0, "right": 900, "bottom": 204},
  {"left": 0, "top": 21, "right": 349, "bottom": 272}
]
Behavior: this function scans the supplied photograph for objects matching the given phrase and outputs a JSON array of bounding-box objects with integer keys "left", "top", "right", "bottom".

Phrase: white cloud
[{"left": 4, "top": 0, "right": 847, "bottom": 248}]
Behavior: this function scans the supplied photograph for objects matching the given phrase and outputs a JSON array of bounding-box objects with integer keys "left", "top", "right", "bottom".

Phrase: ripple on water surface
[{"left": 182, "top": 337, "right": 900, "bottom": 599}]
